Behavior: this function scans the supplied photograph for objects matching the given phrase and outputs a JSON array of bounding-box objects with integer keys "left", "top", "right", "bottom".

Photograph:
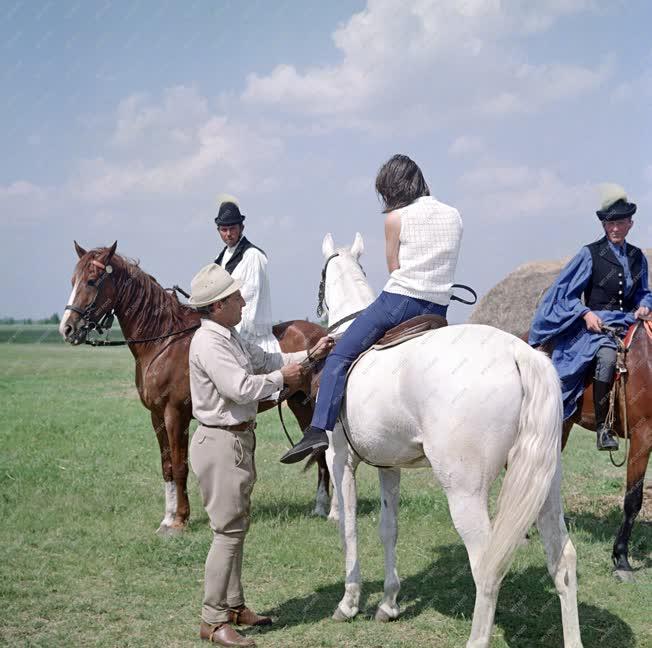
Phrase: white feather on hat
[
  {"left": 597, "top": 183, "right": 628, "bottom": 212},
  {"left": 216, "top": 193, "right": 240, "bottom": 208}
]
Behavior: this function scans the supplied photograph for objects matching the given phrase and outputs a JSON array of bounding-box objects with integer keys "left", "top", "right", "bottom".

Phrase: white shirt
[
  {"left": 189, "top": 318, "right": 307, "bottom": 427},
  {"left": 218, "top": 239, "right": 280, "bottom": 354},
  {"left": 383, "top": 196, "right": 463, "bottom": 306}
]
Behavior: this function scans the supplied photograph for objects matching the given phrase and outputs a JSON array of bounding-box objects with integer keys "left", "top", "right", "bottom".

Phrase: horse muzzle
[{"left": 60, "top": 317, "right": 89, "bottom": 345}]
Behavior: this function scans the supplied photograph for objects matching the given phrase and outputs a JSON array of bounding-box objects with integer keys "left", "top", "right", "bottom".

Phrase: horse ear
[
  {"left": 322, "top": 233, "right": 336, "bottom": 258},
  {"left": 350, "top": 232, "right": 364, "bottom": 259},
  {"left": 74, "top": 241, "right": 87, "bottom": 259},
  {"left": 105, "top": 240, "right": 118, "bottom": 263}
]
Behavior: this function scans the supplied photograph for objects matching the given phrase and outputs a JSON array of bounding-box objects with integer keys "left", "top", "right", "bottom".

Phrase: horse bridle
[
  {"left": 64, "top": 259, "right": 117, "bottom": 340},
  {"left": 317, "top": 252, "right": 342, "bottom": 318},
  {"left": 65, "top": 258, "right": 201, "bottom": 347},
  {"left": 316, "top": 251, "right": 478, "bottom": 333}
]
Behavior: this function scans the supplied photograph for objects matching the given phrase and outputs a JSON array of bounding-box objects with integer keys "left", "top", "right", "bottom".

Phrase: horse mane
[{"left": 83, "top": 247, "right": 198, "bottom": 336}]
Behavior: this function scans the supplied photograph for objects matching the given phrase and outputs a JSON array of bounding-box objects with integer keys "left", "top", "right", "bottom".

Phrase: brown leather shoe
[
  {"left": 199, "top": 621, "right": 256, "bottom": 647},
  {"left": 230, "top": 605, "right": 273, "bottom": 627}
]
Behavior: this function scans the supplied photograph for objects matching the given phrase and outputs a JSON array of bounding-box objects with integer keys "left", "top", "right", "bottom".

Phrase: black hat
[
  {"left": 215, "top": 199, "right": 245, "bottom": 226},
  {"left": 596, "top": 184, "right": 636, "bottom": 221}
]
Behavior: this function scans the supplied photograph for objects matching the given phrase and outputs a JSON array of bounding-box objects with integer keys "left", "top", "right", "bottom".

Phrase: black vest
[
  {"left": 584, "top": 237, "right": 644, "bottom": 312},
  {"left": 214, "top": 236, "right": 266, "bottom": 274}
]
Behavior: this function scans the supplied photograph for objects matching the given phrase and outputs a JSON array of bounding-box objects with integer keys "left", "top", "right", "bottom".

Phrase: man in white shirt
[
  {"left": 187, "top": 262, "right": 331, "bottom": 646},
  {"left": 214, "top": 196, "right": 279, "bottom": 354}
]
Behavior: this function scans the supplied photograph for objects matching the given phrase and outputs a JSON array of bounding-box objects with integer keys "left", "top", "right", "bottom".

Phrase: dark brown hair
[{"left": 375, "top": 154, "right": 430, "bottom": 213}]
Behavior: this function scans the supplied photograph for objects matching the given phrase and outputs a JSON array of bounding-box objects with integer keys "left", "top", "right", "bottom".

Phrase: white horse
[{"left": 320, "top": 233, "right": 583, "bottom": 648}]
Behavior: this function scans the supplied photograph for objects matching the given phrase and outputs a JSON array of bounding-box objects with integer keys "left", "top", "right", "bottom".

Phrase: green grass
[
  {"left": 0, "top": 325, "right": 127, "bottom": 344},
  {"left": 1, "top": 344, "right": 650, "bottom": 647}
]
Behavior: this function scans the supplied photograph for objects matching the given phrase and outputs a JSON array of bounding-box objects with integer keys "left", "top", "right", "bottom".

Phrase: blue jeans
[{"left": 311, "top": 291, "right": 447, "bottom": 431}]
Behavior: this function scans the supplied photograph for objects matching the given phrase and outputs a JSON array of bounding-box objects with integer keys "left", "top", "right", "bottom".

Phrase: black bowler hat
[
  {"left": 596, "top": 184, "right": 637, "bottom": 221},
  {"left": 215, "top": 194, "right": 245, "bottom": 226}
]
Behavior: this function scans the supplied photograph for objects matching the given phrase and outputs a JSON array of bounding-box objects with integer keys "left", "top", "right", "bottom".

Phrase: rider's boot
[
  {"left": 280, "top": 426, "right": 328, "bottom": 464},
  {"left": 594, "top": 379, "right": 619, "bottom": 451}
]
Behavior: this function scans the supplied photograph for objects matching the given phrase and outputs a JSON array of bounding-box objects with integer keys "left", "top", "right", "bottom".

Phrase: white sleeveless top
[{"left": 383, "top": 196, "right": 463, "bottom": 306}]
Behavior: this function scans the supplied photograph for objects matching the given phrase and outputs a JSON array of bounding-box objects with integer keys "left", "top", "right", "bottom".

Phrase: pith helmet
[{"left": 188, "top": 263, "right": 242, "bottom": 308}]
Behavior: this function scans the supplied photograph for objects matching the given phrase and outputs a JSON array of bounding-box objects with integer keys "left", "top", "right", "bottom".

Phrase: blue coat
[{"left": 529, "top": 243, "right": 652, "bottom": 419}]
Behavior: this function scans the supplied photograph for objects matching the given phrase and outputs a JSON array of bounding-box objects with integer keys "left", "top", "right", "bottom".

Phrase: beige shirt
[{"left": 189, "top": 318, "right": 307, "bottom": 427}]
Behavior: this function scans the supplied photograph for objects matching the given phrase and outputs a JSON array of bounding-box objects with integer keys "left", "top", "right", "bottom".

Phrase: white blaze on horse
[{"left": 320, "top": 233, "right": 583, "bottom": 648}]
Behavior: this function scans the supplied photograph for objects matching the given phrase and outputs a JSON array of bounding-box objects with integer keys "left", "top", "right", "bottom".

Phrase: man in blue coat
[{"left": 529, "top": 185, "right": 651, "bottom": 450}]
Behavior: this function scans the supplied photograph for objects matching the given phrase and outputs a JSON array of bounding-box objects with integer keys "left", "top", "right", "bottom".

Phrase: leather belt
[{"left": 198, "top": 420, "right": 256, "bottom": 432}]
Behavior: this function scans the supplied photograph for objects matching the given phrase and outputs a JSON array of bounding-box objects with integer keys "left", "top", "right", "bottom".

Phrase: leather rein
[{"left": 64, "top": 259, "right": 199, "bottom": 347}]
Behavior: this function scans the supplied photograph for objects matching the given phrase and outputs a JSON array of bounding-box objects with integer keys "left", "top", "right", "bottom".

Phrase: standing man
[
  {"left": 530, "top": 184, "right": 651, "bottom": 450},
  {"left": 187, "top": 263, "right": 332, "bottom": 646},
  {"left": 214, "top": 195, "right": 279, "bottom": 354}
]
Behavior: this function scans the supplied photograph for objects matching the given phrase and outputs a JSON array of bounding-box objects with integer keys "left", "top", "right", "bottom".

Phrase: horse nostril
[{"left": 64, "top": 325, "right": 72, "bottom": 338}]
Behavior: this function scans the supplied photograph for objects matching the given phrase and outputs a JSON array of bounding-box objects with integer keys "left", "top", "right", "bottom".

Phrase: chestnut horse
[
  {"left": 59, "top": 241, "right": 330, "bottom": 535},
  {"left": 559, "top": 320, "right": 652, "bottom": 579}
]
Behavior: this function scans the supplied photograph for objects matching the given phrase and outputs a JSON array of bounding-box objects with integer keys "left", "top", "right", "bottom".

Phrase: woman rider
[{"left": 280, "top": 154, "right": 464, "bottom": 464}]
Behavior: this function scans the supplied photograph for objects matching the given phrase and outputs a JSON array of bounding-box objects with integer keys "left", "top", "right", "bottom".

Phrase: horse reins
[
  {"left": 602, "top": 324, "right": 633, "bottom": 470},
  {"left": 65, "top": 259, "right": 199, "bottom": 347},
  {"left": 317, "top": 252, "right": 478, "bottom": 328}
]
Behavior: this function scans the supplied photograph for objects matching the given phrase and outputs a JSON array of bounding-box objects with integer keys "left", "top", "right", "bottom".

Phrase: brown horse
[
  {"left": 59, "top": 241, "right": 330, "bottom": 535},
  {"left": 559, "top": 320, "right": 652, "bottom": 579},
  {"left": 528, "top": 320, "right": 652, "bottom": 579}
]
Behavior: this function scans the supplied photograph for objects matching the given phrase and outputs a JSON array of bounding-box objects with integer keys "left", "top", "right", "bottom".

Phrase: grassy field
[
  {"left": 1, "top": 343, "right": 651, "bottom": 647},
  {"left": 0, "top": 324, "right": 127, "bottom": 344}
]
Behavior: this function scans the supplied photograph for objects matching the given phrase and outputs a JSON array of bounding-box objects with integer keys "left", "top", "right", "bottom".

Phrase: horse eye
[{"left": 87, "top": 279, "right": 96, "bottom": 287}]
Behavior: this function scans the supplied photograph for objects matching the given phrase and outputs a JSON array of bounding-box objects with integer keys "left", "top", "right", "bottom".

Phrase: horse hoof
[
  {"left": 311, "top": 507, "right": 328, "bottom": 519},
  {"left": 327, "top": 513, "right": 340, "bottom": 524},
  {"left": 332, "top": 606, "right": 354, "bottom": 622},
  {"left": 375, "top": 607, "right": 397, "bottom": 623},
  {"left": 614, "top": 569, "right": 635, "bottom": 583},
  {"left": 155, "top": 524, "right": 184, "bottom": 538}
]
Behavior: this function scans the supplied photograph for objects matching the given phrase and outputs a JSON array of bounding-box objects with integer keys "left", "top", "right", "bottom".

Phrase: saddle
[{"left": 309, "top": 314, "right": 447, "bottom": 401}]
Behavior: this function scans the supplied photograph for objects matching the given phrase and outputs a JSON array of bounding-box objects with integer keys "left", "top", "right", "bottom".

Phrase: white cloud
[
  {"left": 458, "top": 164, "right": 594, "bottom": 220},
  {"left": 242, "top": 0, "right": 608, "bottom": 127},
  {"left": 70, "top": 90, "right": 284, "bottom": 203},
  {"left": 0, "top": 181, "right": 52, "bottom": 224},
  {"left": 0, "top": 180, "right": 44, "bottom": 198},
  {"left": 449, "top": 135, "right": 485, "bottom": 156},
  {"left": 111, "top": 86, "right": 210, "bottom": 149}
]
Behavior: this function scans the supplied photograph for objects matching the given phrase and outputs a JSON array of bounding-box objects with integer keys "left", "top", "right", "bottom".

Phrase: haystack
[{"left": 468, "top": 250, "right": 652, "bottom": 336}]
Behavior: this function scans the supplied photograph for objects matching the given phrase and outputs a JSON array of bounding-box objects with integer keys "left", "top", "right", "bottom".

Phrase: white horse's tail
[{"left": 480, "top": 340, "right": 562, "bottom": 585}]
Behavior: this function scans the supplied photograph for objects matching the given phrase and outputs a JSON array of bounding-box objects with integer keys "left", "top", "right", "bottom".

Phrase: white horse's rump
[{"left": 322, "top": 234, "right": 582, "bottom": 648}]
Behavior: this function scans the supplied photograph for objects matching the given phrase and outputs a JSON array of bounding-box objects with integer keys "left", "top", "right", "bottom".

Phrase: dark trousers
[
  {"left": 311, "top": 291, "right": 447, "bottom": 431},
  {"left": 593, "top": 345, "right": 617, "bottom": 383}
]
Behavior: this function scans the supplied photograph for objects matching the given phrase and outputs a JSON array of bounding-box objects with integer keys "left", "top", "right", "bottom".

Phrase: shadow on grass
[
  {"left": 566, "top": 508, "right": 652, "bottom": 571},
  {"left": 258, "top": 543, "right": 634, "bottom": 647},
  {"left": 251, "top": 496, "right": 378, "bottom": 522}
]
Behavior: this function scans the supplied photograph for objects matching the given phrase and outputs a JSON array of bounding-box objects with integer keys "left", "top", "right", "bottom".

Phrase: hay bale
[{"left": 469, "top": 250, "right": 652, "bottom": 337}]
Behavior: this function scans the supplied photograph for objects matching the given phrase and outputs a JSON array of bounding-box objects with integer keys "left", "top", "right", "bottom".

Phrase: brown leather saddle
[{"left": 309, "top": 314, "right": 447, "bottom": 401}]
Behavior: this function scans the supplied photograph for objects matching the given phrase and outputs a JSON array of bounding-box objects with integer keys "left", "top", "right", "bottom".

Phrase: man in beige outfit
[{"left": 187, "top": 263, "right": 332, "bottom": 646}]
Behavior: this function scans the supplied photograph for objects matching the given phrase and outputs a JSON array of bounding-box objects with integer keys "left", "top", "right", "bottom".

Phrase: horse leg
[
  {"left": 287, "top": 394, "right": 330, "bottom": 518},
  {"left": 536, "top": 461, "right": 583, "bottom": 647},
  {"left": 561, "top": 419, "right": 573, "bottom": 451},
  {"left": 163, "top": 405, "right": 190, "bottom": 533},
  {"left": 152, "top": 411, "right": 176, "bottom": 536},
  {"left": 612, "top": 432, "right": 651, "bottom": 579},
  {"left": 444, "top": 489, "right": 494, "bottom": 648},
  {"left": 375, "top": 467, "right": 401, "bottom": 622},
  {"left": 315, "top": 452, "right": 331, "bottom": 518},
  {"left": 326, "top": 446, "right": 339, "bottom": 523},
  {"left": 330, "top": 441, "right": 361, "bottom": 621}
]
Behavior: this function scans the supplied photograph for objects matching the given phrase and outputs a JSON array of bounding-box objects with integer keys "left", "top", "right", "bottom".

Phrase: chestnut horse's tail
[{"left": 480, "top": 340, "right": 562, "bottom": 585}]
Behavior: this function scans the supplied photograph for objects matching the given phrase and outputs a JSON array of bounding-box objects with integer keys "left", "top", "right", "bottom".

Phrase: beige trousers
[{"left": 189, "top": 424, "right": 257, "bottom": 624}]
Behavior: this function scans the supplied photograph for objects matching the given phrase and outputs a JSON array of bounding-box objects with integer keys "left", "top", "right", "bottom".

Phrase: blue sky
[{"left": 2, "top": 0, "right": 651, "bottom": 322}]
